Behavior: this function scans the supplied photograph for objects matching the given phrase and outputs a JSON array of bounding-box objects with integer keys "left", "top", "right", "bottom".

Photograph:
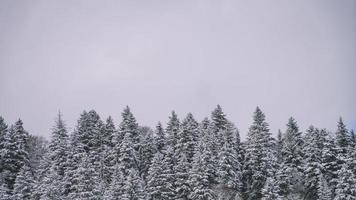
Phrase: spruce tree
[
  {"left": 166, "top": 111, "right": 180, "bottom": 151},
  {"left": 277, "top": 117, "right": 304, "bottom": 197},
  {"left": 243, "top": 107, "right": 274, "bottom": 200},
  {"left": 0, "top": 116, "right": 8, "bottom": 173},
  {"left": 146, "top": 152, "right": 175, "bottom": 200},
  {"left": 12, "top": 163, "right": 35, "bottom": 200},
  {"left": 154, "top": 122, "right": 166, "bottom": 154},
  {"left": 48, "top": 112, "right": 69, "bottom": 177},
  {"left": 2, "top": 120, "right": 30, "bottom": 192},
  {"left": 335, "top": 117, "right": 350, "bottom": 158},
  {"left": 334, "top": 164, "right": 356, "bottom": 200},
  {"left": 188, "top": 137, "right": 216, "bottom": 200},
  {"left": 317, "top": 173, "right": 332, "bottom": 200},
  {"left": 261, "top": 177, "right": 282, "bottom": 200}
]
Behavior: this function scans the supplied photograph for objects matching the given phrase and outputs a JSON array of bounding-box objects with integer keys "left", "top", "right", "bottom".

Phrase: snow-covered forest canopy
[{"left": 0, "top": 105, "right": 355, "bottom": 200}]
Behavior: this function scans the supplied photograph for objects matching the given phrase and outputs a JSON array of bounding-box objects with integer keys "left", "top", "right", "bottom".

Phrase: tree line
[{"left": 0, "top": 105, "right": 355, "bottom": 200}]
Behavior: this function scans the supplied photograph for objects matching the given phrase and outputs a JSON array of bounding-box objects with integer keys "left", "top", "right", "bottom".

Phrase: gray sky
[{"left": 1, "top": 0, "right": 355, "bottom": 139}]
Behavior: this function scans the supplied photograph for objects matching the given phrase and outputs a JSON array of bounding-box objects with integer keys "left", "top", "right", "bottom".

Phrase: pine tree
[
  {"left": 119, "top": 106, "right": 140, "bottom": 150},
  {"left": 67, "top": 154, "right": 102, "bottom": 200},
  {"left": 118, "top": 133, "right": 139, "bottom": 177},
  {"left": 12, "top": 163, "right": 35, "bottom": 200},
  {"left": 261, "top": 177, "right": 282, "bottom": 200},
  {"left": 138, "top": 126, "right": 156, "bottom": 181},
  {"left": 102, "top": 116, "right": 117, "bottom": 186},
  {"left": 334, "top": 164, "right": 356, "bottom": 200},
  {"left": 2, "top": 119, "right": 30, "bottom": 192},
  {"left": 243, "top": 107, "right": 274, "bottom": 200},
  {"left": 154, "top": 122, "right": 166, "bottom": 154},
  {"left": 104, "top": 163, "right": 125, "bottom": 200},
  {"left": 217, "top": 124, "right": 242, "bottom": 193},
  {"left": 174, "top": 154, "right": 191, "bottom": 200},
  {"left": 188, "top": 138, "right": 216, "bottom": 200},
  {"left": 0, "top": 116, "right": 8, "bottom": 173},
  {"left": 302, "top": 127, "right": 327, "bottom": 200},
  {"left": 74, "top": 110, "right": 104, "bottom": 153},
  {"left": 166, "top": 111, "right": 180, "bottom": 151},
  {"left": 175, "top": 113, "right": 198, "bottom": 166},
  {"left": 48, "top": 112, "right": 69, "bottom": 177},
  {"left": 121, "top": 168, "right": 145, "bottom": 200},
  {"left": 335, "top": 117, "right": 350, "bottom": 158},
  {"left": 321, "top": 133, "right": 339, "bottom": 193},
  {"left": 317, "top": 173, "right": 332, "bottom": 200},
  {"left": 146, "top": 152, "right": 175, "bottom": 200},
  {"left": 277, "top": 117, "right": 304, "bottom": 197}
]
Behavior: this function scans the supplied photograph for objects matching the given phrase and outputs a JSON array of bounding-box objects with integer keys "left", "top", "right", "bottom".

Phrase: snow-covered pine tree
[
  {"left": 350, "top": 129, "right": 355, "bottom": 148},
  {"left": 210, "top": 105, "right": 229, "bottom": 149},
  {"left": 104, "top": 163, "right": 125, "bottom": 200},
  {"left": 335, "top": 117, "right": 350, "bottom": 158},
  {"left": 48, "top": 112, "right": 69, "bottom": 178},
  {"left": 261, "top": 177, "right": 282, "bottom": 200},
  {"left": 137, "top": 126, "right": 156, "bottom": 181},
  {"left": 302, "top": 127, "right": 326, "bottom": 200},
  {"left": 277, "top": 117, "right": 304, "bottom": 198},
  {"left": 175, "top": 113, "right": 198, "bottom": 167},
  {"left": 321, "top": 133, "right": 339, "bottom": 194},
  {"left": 118, "top": 133, "right": 139, "bottom": 177},
  {"left": 334, "top": 164, "right": 356, "bottom": 200},
  {"left": 120, "top": 168, "right": 145, "bottom": 200},
  {"left": 146, "top": 152, "right": 175, "bottom": 200},
  {"left": 1, "top": 119, "right": 30, "bottom": 192},
  {"left": 216, "top": 121, "right": 242, "bottom": 198},
  {"left": 166, "top": 111, "right": 180, "bottom": 152},
  {"left": 39, "top": 164, "right": 63, "bottom": 200},
  {"left": 67, "top": 154, "right": 102, "bottom": 200},
  {"left": 154, "top": 122, "right": 166, "bottom": 154},
  {"left": 243, "top": 107, "right": 274, "bottom": 200},
  {"left": 188, "top": 136, "right": 216, "bottom": 200},
  {"left": 317, "top": 173, "right": 332, "bottom": 200},
  {"left": 102, "top": 116, "right": 117, "bottom": 186},
  {"left": 12, "top": 163, "right": 35, "bottom": 200},
  {"left": 75, "top": 110, "right": 104, "bottom": 153},
  {"left": 174, "top": 153, "right": 191, "bottom": 200},
  {"left": 0, "top": 116, "right": 8, "bottom": 173},
  {"left": 119, "top": 106, "right": 140, "bottom": 150}
]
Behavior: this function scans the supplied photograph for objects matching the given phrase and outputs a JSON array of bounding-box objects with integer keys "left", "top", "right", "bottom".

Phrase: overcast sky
[{"left": 0, "top": 0, "right": 355, "bottom": 138}]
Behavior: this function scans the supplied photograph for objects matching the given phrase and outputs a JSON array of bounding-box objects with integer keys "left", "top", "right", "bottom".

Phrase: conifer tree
[
  {"left": 189, "top": 137, "right": 216, "bottom": 200},
  {"left": 217, "top": 124, "right": 242, "bottom": 193},
  {"left": 12, "top": 164, "right": 35, "bottom": 200},
  {"left": 317, "top": 173, "right": 332, "bottom": 200},
  {"left": 175, "top": 113, "right": 198, "bottom": 166},
  {"left": 102, "top": 116, "right": 117, "bottom": 186},
  {"left": 166, "top": 111, "right": 180, "bottom": 151},
  {"left": 243, "top": 107, "right": 274, "bottom": 200},
  {"left": 334, "top": 164, "right": 356, "bottom": 200},
  {"left": 104, "top": 163, "right": 125, "bottom": 200},
  {"left": 138, "top": 126, "right": 156, "bottom": 181},
  {"left": 174, "top": 153, "right": 191, "bottom": 200},
  {"left": 2, "top": 120, "right": 30, "bottom": 192},
  {"left": 302, "top": 127, "right": 327, "bottom": 200},
  {"left": 67, "top": 154, "right": 102, "bottom": 200},
  {"left": 48, "top": 112, "right": 69, "bottom": 177},
  {"left": 154, "top": 122, "right": 166, "bottom": 154},
  {"left": 0, "top": 116, "right": 8, "bottom": 173},
  {"left": 277, "top": 117, "right": 304, "bottom": 197},
  {"left": 261, "top": 177, "right": 282, "bottom": 200},
  {"left": 121, "top": 168, "right": 145, "bottom": 200},
  {"left": 146, "top": 152, "right": 175, "bottom": 200},
  {"left": 335, "top": 117, "right": 350, "bottom": 157},
  {"left": 118, "top": 133, "right": 139, "bottom": 176}
]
